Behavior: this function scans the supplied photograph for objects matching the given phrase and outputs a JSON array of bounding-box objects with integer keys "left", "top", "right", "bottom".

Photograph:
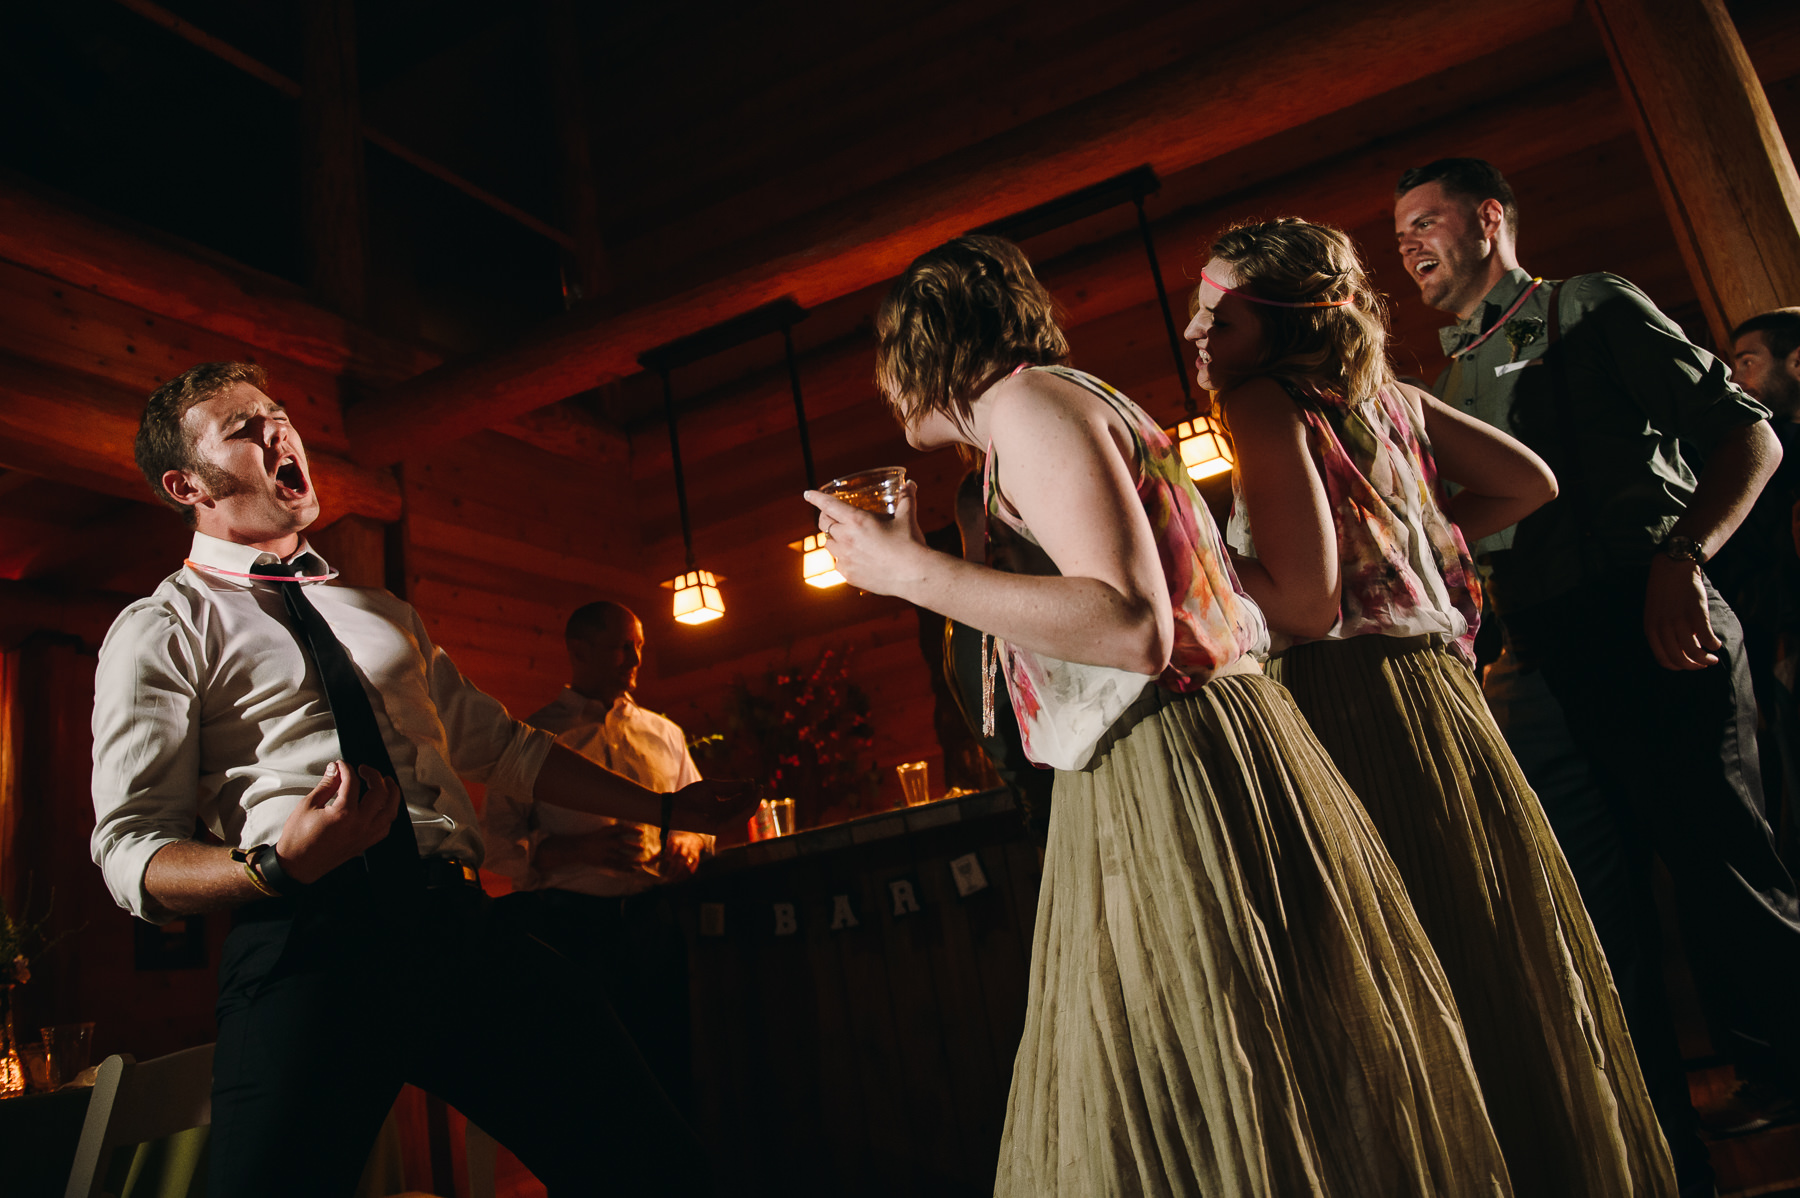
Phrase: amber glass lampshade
[
  {"left": 1170, "top": 415, "right": 1234, "bottom": 481},
  {"left": 789, "top": 533, "right": 845, "bottom": 588},
  {"left": 664, "top": 569, "right": 726, "bottom": 625}
]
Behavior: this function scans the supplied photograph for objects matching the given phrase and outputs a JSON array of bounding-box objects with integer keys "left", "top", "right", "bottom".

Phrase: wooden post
[
  {"left": 301, "top": 0, "right": 369, "bottom": 320},
  {"left": 308, "top": 514, "right": 387, "bottom": 590},
  {"left": 1589, "top": 0, "right": 1800, "bottom": 347},
  {"left": 544, "top": 0, "right": 610, "bottom": 303}
]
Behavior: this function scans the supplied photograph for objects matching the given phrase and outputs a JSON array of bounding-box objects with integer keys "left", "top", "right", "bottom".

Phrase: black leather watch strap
[{"left": 250, "top": 843, "right": 306, "bottom": 896}]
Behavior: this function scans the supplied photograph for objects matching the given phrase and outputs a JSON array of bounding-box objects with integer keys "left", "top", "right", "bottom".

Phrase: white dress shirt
[
  {"left": 483, "top": 688, "right": 702, "bottom": 898},
  {"left": 90, "top": 532, "right": 556, "bottom": 923}
]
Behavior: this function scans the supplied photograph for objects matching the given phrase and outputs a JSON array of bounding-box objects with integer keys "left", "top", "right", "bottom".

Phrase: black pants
[
  {"left": 494, "top": 888, "right": 695, "bottom": 1119},
  {"left": 1496, "top": 573, "right": 1800, "bottom": 1159},
  {"left": 209, "top": 875, "right": 712, "bottom": 1197}
]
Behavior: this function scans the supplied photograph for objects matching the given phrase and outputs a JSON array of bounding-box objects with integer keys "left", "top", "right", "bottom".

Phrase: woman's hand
[{"left": 803, "top": 480, "right": 931, "bottom": 598}]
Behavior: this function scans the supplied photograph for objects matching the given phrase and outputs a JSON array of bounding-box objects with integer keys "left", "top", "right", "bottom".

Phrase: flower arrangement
[
  {"left": 0, "top": 884, "right": 63, "bottom": 986},
  {"left": 691, "top": 646, "right": 879, "bottom": 828}
]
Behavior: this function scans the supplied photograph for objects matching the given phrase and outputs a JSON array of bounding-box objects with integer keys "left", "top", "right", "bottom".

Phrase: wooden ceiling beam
[
  {"left": 0, "top": 177, "right": 439, "bottom": 384},
  {"left": 0, "top": 354, "right": 402, "bottom": 526},
  {"left": 0, "top": 257, "right": 356, "bottom": 455},
  {"left": 14, "top": 502, "right": 190, "bottom": 592},
  {"left": 496, "top": 397, "right": 630, "bottom": 467},
  {"left": 345, "top": 0, "right": 1579, "bottom": 467}
]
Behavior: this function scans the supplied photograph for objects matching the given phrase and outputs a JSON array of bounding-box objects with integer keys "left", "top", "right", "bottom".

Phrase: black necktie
[{"left": 259, "top": 560, "right": 424, "bottom": 893}]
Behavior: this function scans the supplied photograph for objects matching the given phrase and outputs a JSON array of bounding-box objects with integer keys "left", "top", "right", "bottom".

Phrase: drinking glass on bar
[
  {"left": 896, "top": 760, "right": 930, "bottom": 807},
  {"left": 822, "top": 467, "right": 907, "bottom": 520},
  {"left": 41, "top": 1022, "right": 94, "bottom": 1086},
  {"left": 770, "top": 798, "right": 797, "bottom": 836},
  {"left": 19, "top": 1041, "right": 53, "bottom": 1092}
]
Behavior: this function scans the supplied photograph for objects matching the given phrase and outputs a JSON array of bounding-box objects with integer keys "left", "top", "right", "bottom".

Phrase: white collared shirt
[
  {"left": 90, "top": 532, "right": 556, "bottom": 923},
  {"left": 482, "top": 688, "right": 701, "bottom": 897}
]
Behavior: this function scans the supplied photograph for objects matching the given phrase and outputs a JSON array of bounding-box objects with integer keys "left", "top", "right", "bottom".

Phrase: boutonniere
[{"left": 1504, "top": 316, "right": 1545, "bottom": 363}]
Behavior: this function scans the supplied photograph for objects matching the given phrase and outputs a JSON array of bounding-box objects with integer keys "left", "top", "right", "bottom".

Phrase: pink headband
[{"left": 1200, "top": 268, "right": 1356, "bottom": 309}]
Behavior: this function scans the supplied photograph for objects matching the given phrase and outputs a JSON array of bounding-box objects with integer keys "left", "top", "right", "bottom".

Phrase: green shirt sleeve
[{"left": 1569, "top": 272, "right": 1769, "bottom": 453}]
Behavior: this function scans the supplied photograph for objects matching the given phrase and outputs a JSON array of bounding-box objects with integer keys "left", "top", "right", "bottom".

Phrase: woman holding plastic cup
[{"left": 805, "top": 235, "right": 1509, "bottom": 1197}]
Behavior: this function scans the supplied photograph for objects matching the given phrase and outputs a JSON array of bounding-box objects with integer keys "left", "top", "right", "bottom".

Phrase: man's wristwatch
[
  {"left": 230, "top": 843, "right": 304, "bottom": 897},
  {"left": 1659, "top": 535, "right": 1707, "bottom": 565}
]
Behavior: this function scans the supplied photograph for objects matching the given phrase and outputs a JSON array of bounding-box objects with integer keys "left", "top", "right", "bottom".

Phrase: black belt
[{"left": 422, "top": 856, "right": 480, "bottom": 890}]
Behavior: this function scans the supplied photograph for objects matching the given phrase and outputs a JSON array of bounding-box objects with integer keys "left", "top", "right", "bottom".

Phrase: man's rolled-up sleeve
[
  {"left": 90, "top": 603, "right": 205, "bottom": 924},
  {"left": 1584, "top": 273, "right": 1771, "bottom": 452},
  {"left": 415, "top": 611, "right": 557, "bottom": 796}
]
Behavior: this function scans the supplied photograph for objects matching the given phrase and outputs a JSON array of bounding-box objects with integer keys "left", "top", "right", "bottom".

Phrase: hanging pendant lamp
[
  {"left": 974, "top": 168, "right": 1232, "bottom": 484},
  {"left": 641, "top": 301, "right": 823, "bottom": 622},
  {"left": 654, "top": 366, "right": 726, "bottom": 625},
  {"left": 1132, "top": 194, "right": 1235, "bottom": 483},
  {"left": 778, "top": 322, "right": 847, "bottom": 588}
]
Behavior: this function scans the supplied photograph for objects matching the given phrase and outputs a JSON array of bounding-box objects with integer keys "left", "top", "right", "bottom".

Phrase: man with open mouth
[
  {"left": 1395, "top": 157, "right": 1800, "bottom": 1196},
  {"left": 89, "top": 360, "right": 757, "bottom": 1196}
]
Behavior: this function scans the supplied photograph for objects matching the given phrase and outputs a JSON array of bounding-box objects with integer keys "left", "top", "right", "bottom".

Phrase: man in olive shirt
[
  {"left": 1716, "top": 308, "right": 1800, "bottom": 875},
  {"left": 1395, "top": 158, "right": 1800, "bottom": 1188}
]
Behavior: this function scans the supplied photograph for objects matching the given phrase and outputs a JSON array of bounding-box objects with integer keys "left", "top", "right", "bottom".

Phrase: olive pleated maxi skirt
[
  {"left": 1272, "top": 634, "right": 1675, "bottom": 1197},
  {"left": 992, "top": 671, "right": 1512, "bottom": 1198}
]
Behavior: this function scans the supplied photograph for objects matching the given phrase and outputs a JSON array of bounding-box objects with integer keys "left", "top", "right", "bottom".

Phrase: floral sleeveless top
[
  {"left": 1227, "top": 380, "right": 1481, "bottom": 662},
  {"left": 984, "top": 366, "right": 1270, "bottom": 770}
]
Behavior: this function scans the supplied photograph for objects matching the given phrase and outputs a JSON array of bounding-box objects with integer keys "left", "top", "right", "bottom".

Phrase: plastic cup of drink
[
  {"left": 822, "top": 467, "right": 907, "bottom": 520},
  {"left": 770, "top": 798, "right": 796, "bottom": 836}
]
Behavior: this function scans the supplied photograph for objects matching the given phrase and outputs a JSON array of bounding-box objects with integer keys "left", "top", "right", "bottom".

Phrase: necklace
[
  {"left": 1449, "top": 277, "right": 1545, "bottom": 360},
  {"left": 183, "top": 559, "right": 340, "bottom": 584},
  {"left": 981, "top": 632, "right": 998, "bottom": 738}
]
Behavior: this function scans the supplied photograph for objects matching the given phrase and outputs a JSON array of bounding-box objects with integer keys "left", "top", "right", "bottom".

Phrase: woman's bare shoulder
[
  {"left": 1216, "top": 376, "right": 1301, "bottom": 433},
  {"left": 988, "top": 368, "right": 1113, "bottom": 438}
]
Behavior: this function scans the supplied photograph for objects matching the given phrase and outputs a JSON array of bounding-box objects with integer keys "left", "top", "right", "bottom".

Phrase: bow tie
[{"left": 1439, "top": 322, "right": 1481, "bottom": 357}]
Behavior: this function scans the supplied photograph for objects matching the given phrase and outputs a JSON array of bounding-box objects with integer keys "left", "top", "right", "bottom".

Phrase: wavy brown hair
[
  {"left": 874, "top": 235, "right": 1070, "bottom": 433},
  {"left": 136, "top": 360, "right": 269, "bottom": 525},
  {"left": 1201, "top": 218, "right": 1395, "bottom": 405}
]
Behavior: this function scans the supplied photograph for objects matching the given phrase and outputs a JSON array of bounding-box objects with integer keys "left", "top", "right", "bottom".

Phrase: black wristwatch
[
  {"left": 1659, "top": 535, "right": 1707, "bottom": 565},
  {"left": 231, "top": 843, "right": 305, "bottom": 897}
]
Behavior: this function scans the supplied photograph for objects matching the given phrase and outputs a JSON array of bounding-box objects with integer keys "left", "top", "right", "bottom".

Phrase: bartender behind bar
[{"left": 485, "top": 600, "right": 710, "bottom": 1114}]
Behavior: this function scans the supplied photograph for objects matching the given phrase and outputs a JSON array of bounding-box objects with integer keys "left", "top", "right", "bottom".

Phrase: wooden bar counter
[{"left": 671, "top": 789, "right": 1042, "bottom": 1198}]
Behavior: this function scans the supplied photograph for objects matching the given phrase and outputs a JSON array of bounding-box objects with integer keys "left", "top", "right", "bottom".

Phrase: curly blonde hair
[
  {"left": 1201, "top": 218, "right": 1395, "bottom": 404},
  {"left": 874, "top": 235, "right": 1070, "bottom": 433}
]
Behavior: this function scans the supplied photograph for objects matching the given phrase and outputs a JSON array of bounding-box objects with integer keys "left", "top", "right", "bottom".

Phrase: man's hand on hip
[
  {"left": 1645, "top": 556, "right": 1721, "bottom": 670},
  {"left": 275, "top": 762, "right": 404, "bottom": 884}
]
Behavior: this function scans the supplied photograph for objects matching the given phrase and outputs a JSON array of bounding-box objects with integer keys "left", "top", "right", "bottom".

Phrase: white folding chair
[{"left": 64, "top": 1045, "right": 215, "bottom": 1198}]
